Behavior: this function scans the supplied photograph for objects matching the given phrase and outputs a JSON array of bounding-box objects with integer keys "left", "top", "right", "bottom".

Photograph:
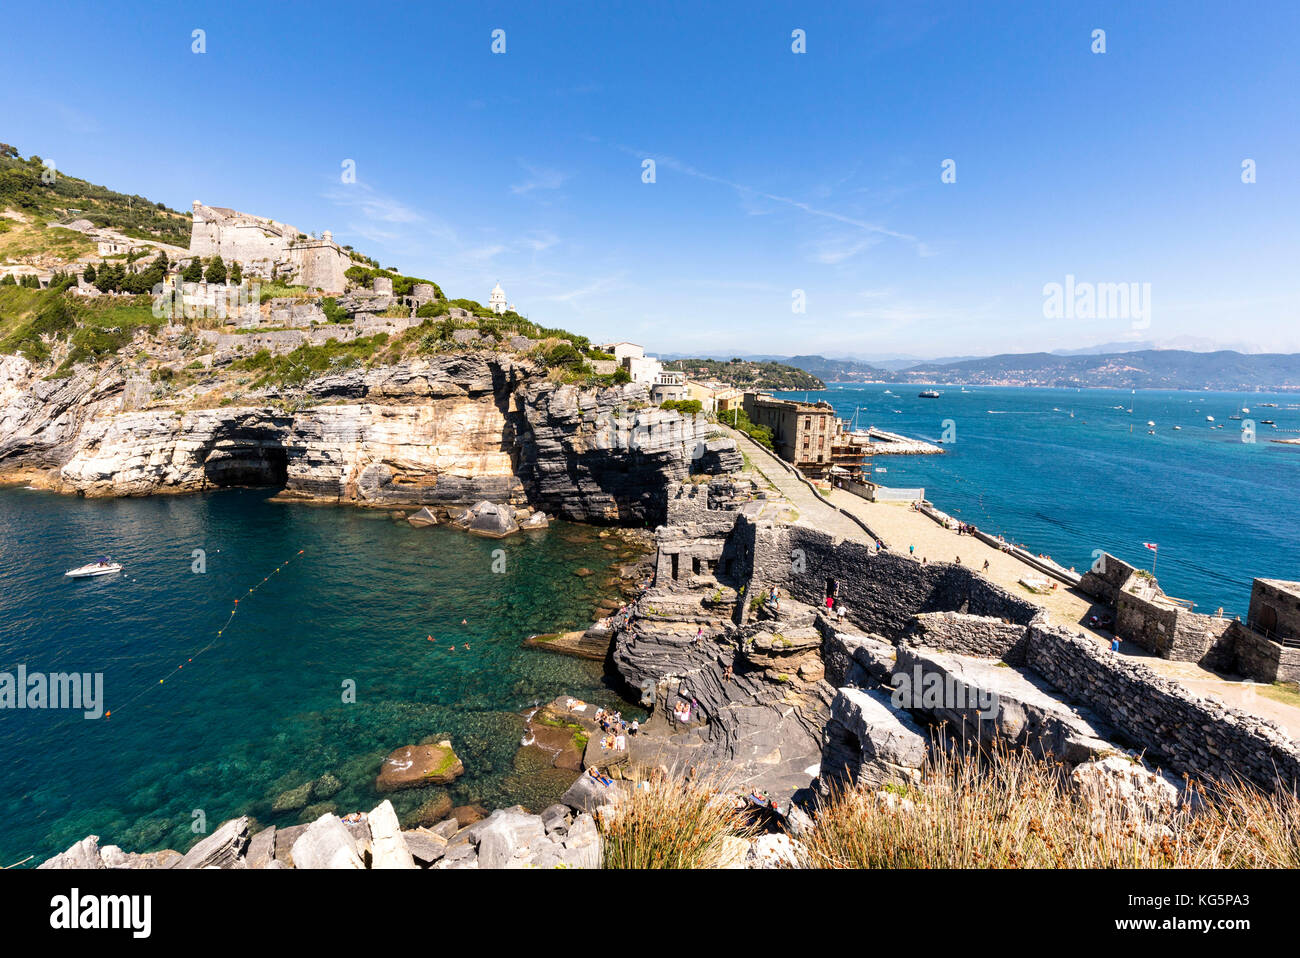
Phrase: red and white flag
[{"left": 1142, "top": 542, "right": 1158, "bottom": 552}]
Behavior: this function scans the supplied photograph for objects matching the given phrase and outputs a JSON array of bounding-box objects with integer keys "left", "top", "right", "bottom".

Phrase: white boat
[
  {"left": 1206, "top": 415, "right": 1215, "bottom": 422},
  {"left": 65, "top": 559, "right": 122, "bottom": 579}
]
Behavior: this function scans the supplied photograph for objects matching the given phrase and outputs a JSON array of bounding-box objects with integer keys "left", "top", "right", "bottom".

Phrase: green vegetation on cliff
[
  {"left": 0, "top": 145, "right": 191, "bottom": 246},
  {"left": 664, "top": 357, "right": 824, "bottom": 390}
]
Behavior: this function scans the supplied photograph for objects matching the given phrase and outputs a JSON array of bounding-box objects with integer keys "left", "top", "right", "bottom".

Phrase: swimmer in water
[{"left": 462, "top": 644, "right": 470, "bottom": 650}]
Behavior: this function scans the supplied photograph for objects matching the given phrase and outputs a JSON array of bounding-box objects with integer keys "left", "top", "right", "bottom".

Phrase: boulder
[
  {"left": 176, "top": 817, "right": 250, "bottom": 869},
  {"left": 376, "top": 742, "right": 464, "bottom": 791},
  {"left": 289, "top": 814, "right": 364, "bottom": 869},
  {"left": 245, "top": 826, "right": 277, "bottom": 869},
  {"left": 273, "top": 823, "right": 309, "bottom": 866},
  {"left": 1070, "top": 754, "right": 1186, "bottom": 824},
  {"left": 403, "top": 829, "right": 448, "bottom": 866},
  {"left": 522, "top": 510, "right": 550, "bottom": 530},
  {"left": 821, "top": 687, "right": 929, "bottom": 790},
  {"left": 368, "top": 800, "right": 417, "bottom": 869},
  {"left": 449, "top": 804, "right": 488, "bottom": 827},
  {"left": 561, "top": 772, "right": 623, "bottom": 812},
  {"left": 407, "top": 506, "right": 440, "bottom": 528},
  {"left": 38, "top": 835, "right": 104, "bottom": 870},
  {"left": 466, "top": 502, "right": 519, "bottom": 538},
  {"left": 475, "top": 809, "right": 547, "bottom": 869},
  {"left": 558, "top": 812, "right": 601, "bottom": 868},
  {"left": 747, "top": 833, "right": 803, "bottom": 869}
]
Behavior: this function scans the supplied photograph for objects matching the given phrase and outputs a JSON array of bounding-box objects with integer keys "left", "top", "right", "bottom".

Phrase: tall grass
[
  {"left": 599, "top": 776, "right": 759, "bottom": 869},
  {"left": 596, "top": 746, "right": 1300, "bottom": 869},
  {"left": 802, "top": 744, "right": 1300, "bottom": 869}
]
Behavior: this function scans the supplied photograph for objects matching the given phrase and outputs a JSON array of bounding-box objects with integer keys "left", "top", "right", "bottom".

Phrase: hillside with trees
[{"left": 664, "top": 357, "right": 824, "bottom": 390}]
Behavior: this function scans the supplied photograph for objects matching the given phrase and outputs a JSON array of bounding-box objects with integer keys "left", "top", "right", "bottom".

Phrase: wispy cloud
[
  {"left": 611, "top": 144, "right": 928, "bottom": 254},
  {"left": 511, "top": 161, "right": 568, "bottom": 195}
]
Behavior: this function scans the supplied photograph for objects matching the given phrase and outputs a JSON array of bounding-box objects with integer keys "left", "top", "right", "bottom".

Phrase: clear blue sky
[{"left": 4, "top": 1, "right": 1298, "bottom": 358}]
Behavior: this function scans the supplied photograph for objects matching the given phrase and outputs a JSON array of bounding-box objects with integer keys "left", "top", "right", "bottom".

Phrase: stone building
[
  {"left": 742, "top": 392, "right": 840, "bottom": 477},
  {"left": 189, "top": 201, "right": 351, "bottom": 292}
]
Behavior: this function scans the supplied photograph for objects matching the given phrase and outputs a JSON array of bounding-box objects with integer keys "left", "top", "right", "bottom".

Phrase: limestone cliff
[{"left": 0, "top": 351, "right": 741, "bottom": 523}]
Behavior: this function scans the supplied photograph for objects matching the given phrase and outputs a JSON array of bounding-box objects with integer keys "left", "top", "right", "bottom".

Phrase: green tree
[
  {"left": 204, "top": 255, "right": 227, "bottom": 285},
  {"left": 228, "top": 261, "right": 242, "bottom": 285},
  {"left": 181, "top": 258, "right": 203, "bottom": 283}
]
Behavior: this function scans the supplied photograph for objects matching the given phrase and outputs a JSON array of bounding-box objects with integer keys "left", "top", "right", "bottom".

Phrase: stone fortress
[
  {"left": 596, "top": 472, "right": 1300, "bottom": 811},
  {"left": 189, "top": 201, "right": 352, "bottom": 292}
]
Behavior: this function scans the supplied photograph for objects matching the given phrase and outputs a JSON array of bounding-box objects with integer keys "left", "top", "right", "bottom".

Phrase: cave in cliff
[{"left": 201, "top": 444, "right": 290, "bottom": 488}]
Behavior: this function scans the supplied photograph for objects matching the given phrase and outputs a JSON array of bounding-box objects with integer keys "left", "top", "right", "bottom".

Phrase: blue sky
[{"left": 3, "top": 1, "right": 1298, "bottom": 358}]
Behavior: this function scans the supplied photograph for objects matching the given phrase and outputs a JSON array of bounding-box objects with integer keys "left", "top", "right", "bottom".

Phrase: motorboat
[
  {"left": 65, "top": 558, "right": 122, "bottom": 579},
  {"left": 918, "top": 390, "right": 941, "bottom": 399}
]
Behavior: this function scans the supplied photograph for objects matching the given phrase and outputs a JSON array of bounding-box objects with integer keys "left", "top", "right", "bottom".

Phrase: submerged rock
[{"left": 376, "top": 741, "right": 465, "bottom": 791}]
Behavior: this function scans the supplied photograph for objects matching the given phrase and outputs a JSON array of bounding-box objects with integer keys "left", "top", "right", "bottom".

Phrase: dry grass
[
  {"left": 596, "top": 746, "right": 1300, "bottom": 869},
  {"left": 801, "top": 745, "right": 1300, "bottom": 869},
  {"left": 598, "top": 776, "right": 759, "bottom": 869}
]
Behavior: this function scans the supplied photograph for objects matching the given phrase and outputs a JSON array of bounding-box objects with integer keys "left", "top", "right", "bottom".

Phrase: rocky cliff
[{"left": 0, "top": 351, "right": 741, "bottom": 523}]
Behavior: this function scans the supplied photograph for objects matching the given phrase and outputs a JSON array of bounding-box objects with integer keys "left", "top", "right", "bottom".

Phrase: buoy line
[{"left": 106, "top": 549, "right": 306, "bottom": 719}]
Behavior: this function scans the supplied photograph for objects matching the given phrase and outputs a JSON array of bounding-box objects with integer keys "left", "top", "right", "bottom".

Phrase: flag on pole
[{"left": 1142, "top": 542, "right": 1158, "bottom": 552}]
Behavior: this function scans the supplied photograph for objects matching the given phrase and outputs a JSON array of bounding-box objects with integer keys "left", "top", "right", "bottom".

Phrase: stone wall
[
  {"left": 1077, "top": 551, "right": 1136, "bottom": 605},
  {"left": 1229, "top": 621, "right": 1300, "bottom": 683},
  {"left": 902, "top": 610, "right": 1033, "bottom": 665},
  {"left": 1023, "top": 623, "right": 1300, "bottom": 792},
  {"left": 1115, "top": 589, "right": 1234, "bottom": 667},
  {"left": 750, "top": 524, "right": 1040, "bottom": 639}
]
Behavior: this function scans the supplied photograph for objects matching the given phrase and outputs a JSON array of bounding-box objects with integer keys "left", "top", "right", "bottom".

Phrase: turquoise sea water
[
  {"left": 777, "top": 385, "right": 1300, "bottom": 617},
  {"left": 0, "top": 489, "right": 641, "bottom": 866}
]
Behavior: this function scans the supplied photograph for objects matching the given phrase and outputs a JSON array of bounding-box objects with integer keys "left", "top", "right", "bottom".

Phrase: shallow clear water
[
  {"left": 0, "top": 488, "right": 642, "bottom": 865},
  {"left": 780, "top": 385, "right": 1300, "bottom": 616}
]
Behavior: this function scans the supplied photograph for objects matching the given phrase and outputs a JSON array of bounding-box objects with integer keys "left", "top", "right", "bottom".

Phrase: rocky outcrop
[
  {"left": 893, "top": 644, "right": 1120, "bottom": 765},
  {"left": 1, "top": 352, "right": 741, "bottom": 525},
  {"left": 515, "top": 382, "right": 740, "bottom": 524},
  {"left": 821, "top": 686, "right": 928, "bottom": 790}
]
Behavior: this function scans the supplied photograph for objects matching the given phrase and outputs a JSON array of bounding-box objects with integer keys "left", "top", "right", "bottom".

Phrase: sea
[
  {"left": 776, "top": 384, "right": 1300, "bottom": 617},
  {"left": 2, "top": 384, "right": 1298, "bottom": 865},
  {"left": 0, "top": 489, "right": 642, "bottom": 866}
]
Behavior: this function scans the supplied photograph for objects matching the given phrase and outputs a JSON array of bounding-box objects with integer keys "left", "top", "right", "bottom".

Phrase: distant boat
[
  {"left": 1261, "top": 419, "right": 1276, "bottom": 425},
  {"left": 918, "top": 390, "right": 941, "bottom": 399},
  {"left": 1206, "top": 416, "right": 1215, "bottom": 422},
  {"left": 65, "top": 558, "right": 122, "bottom": 579},
  {"left": 1173, "top": 425, "right": 1181, "bottom": 430},
  {"left": 1146, "top": 420, "right": 1155, "bottom": 427}
]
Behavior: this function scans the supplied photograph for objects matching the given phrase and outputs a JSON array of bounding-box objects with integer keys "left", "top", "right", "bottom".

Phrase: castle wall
[{"left": 1023, "top": 623, "right": 1300, "bottom": 792}]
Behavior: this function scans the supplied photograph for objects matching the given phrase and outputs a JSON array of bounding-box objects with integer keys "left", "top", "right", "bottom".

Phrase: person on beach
[
  {"left": 955, "top": 556, "right": 961, "bottom": 565},
  {"left": 982, "top": 559, "right": 990, "bottom": 572},
  {"left": 909, "top": 544, "right": 915, "bottom": 556}
]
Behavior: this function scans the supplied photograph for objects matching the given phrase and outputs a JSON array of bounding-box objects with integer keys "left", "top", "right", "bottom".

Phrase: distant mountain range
[{"left": 658, "top": 350, "right": 1300, "bottom": 392}]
